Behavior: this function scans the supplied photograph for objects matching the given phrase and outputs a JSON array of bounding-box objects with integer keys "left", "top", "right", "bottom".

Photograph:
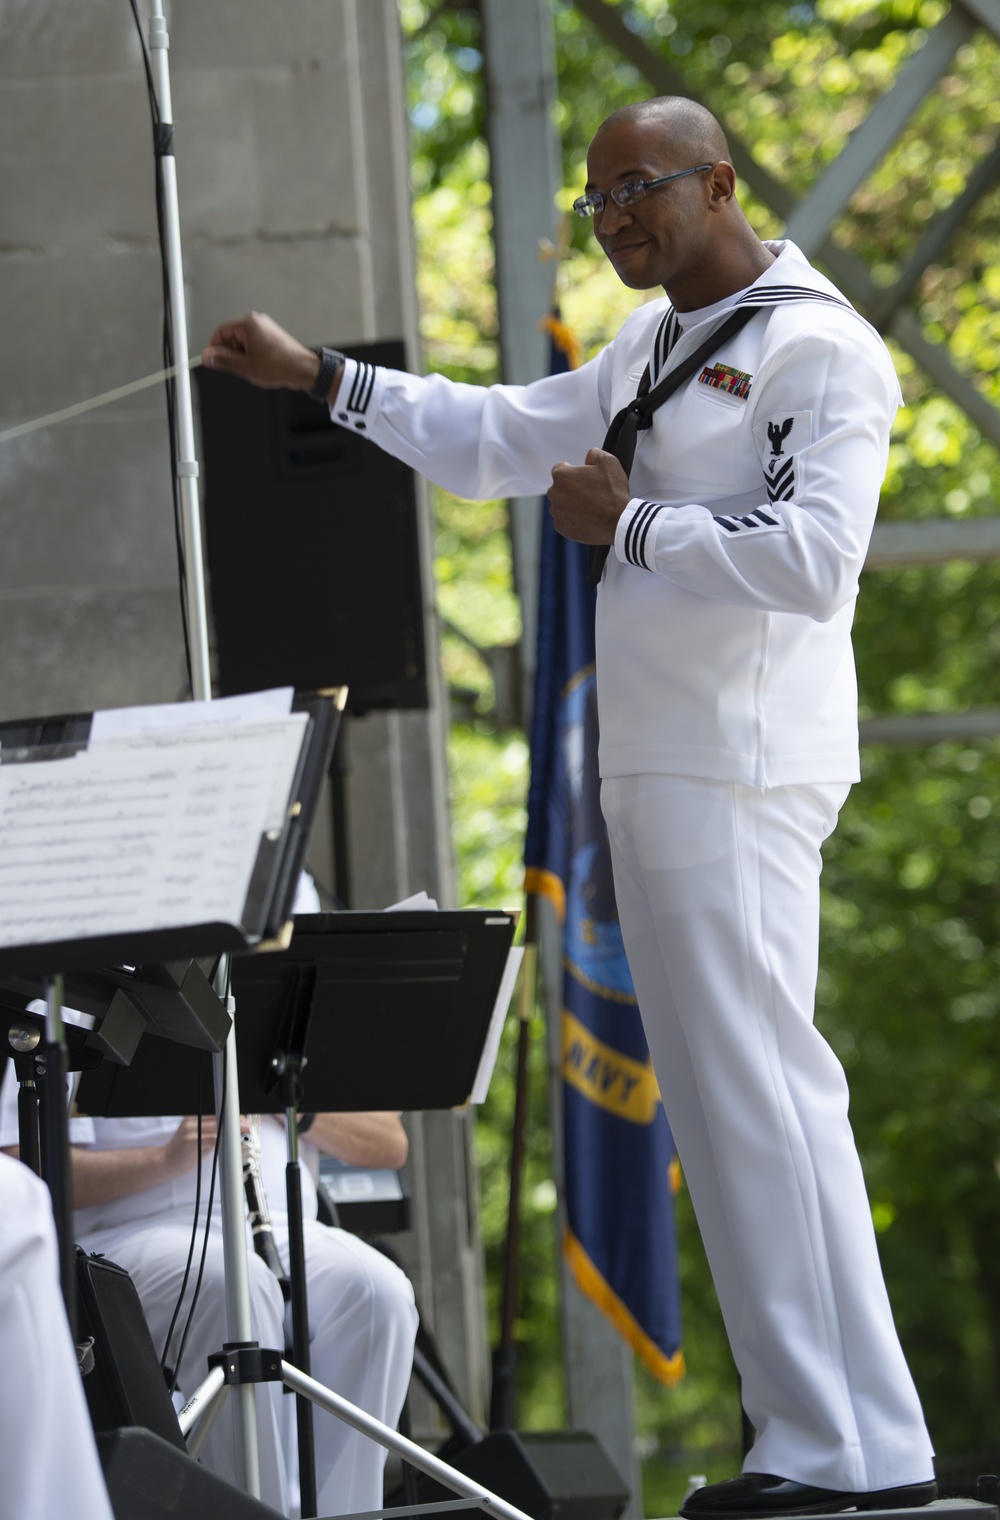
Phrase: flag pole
[
  {"left": 488, "top": 228, "right": 570, "bottom": 1433},
  {"left": 489, "top": 897, "right": 539, "bottom": 1431}
]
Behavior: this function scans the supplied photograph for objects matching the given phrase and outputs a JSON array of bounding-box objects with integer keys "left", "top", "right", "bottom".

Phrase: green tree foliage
[{"left": 400, "top": 0, "right": 1000, "bottom": 1498}]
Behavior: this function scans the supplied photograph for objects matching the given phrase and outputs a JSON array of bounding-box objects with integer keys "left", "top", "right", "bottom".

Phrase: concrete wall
[{"left": 0, "top": 0, "right": 487, "bottom": 1430}]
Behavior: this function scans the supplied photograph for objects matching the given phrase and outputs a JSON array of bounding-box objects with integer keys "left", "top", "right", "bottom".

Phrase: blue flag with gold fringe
[{"left": 524, "top": 317, "right": 684, "bottom": 1385}]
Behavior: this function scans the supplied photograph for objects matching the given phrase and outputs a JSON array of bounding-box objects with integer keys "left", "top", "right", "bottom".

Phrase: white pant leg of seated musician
[
  {"left": 255, "top": 1111, "right": 418, "bottom": 1518},
  {"left": 0, "top": 1021, "right": 292, "bottom": 1511},
  {"left": 0, "top": 1096, "right": 289, "bottom": 1514},
  {"left": 0, "top": 1143, "right": 115, "bottom": 1520},
  {"left": 1, "top": 1067, "right": 415, "bottom": 1517},
  {"left": 67, "top": 1106, "right": 416, "bottom": 1518}
]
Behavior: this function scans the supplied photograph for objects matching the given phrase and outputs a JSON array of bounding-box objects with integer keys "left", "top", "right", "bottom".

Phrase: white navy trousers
[
  {"left": 77, "top": 1212, "right": 417, "bottom": 1517},
  {"left": 600, "top": 774, "right": 934, "bottom": 1491}
]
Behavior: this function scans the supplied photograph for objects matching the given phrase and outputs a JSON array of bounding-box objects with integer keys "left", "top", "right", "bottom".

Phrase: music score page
[{"left": 0, "top": 708, "right": 308, "bottom": 950}]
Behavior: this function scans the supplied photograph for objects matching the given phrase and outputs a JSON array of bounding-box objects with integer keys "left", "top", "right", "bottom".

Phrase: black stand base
[
  {"left": 97, "top": 1427, "right": 281, "bottom": 1519},
  {"left": 386, "top": 1428, "right": 630, "bottom": 1520}
]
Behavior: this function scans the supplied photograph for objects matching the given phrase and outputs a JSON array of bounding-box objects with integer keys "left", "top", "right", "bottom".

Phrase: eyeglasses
[{"left": 572, "top": 164, "right": 713, "bottom": 219}]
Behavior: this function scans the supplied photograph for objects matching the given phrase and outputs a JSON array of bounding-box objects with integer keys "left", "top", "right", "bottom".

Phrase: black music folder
[{"left": 77, "top": 909, "right": 520, "bottom": 1116}]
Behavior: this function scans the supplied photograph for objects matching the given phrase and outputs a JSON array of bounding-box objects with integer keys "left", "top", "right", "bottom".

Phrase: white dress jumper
[{"left": 327, "top": 241, "right": 935, "bottom": 1490}]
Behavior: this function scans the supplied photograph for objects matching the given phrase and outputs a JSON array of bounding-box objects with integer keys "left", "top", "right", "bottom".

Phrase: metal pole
[
  {"left": 489, "top": 936, "right": 537, "bottom": 1431},
  {"left": 285, "top": 1105, "right": 318, "bottom": 1516},
  {"left": 147, "top": 4, "right": 260, "bottom": 1495},
  {"left": 480, "top": 0, "right": 561, "bottom": 723},
  {"left": 40, "top": 974, "right": 75, "bottom": 1337},
  {"left": 147, "top": 1, "right": 211, "bottom": 703},
  {"left": 280, "top": 1362, "right": 537, "bottom": 1520},
  {"left": 213, "top": 993, "right": 262, "bottom": 1498}
]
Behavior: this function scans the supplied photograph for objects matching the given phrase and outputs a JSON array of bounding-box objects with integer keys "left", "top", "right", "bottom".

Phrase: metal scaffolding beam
[
  {"left": 783, "top": 6, "right": 973, "bottom": 254},
  {"left": 570, "top": 0, "right": 1000, "bottom": 452},
  {"left": 860, "top": 709, "right": 1000, "bottom": 744},
  {"left": 867, "top": 516, "right": 1000, "bottom": 568}
]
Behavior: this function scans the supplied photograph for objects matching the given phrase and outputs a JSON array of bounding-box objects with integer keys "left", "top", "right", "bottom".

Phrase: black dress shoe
[{"left": 679, "top": 1472, "right": 938, "bottom": 1519}]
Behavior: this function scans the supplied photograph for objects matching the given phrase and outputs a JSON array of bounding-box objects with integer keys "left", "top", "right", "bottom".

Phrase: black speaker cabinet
[
  {"left": 390, "top": 1429, "right": 630, "bottom": 1520},
  {"left": 75, "top": 1249, "right": 187, "bottom": 1451},
  {"left": 97, "top": 1428, "right": 282, "bottom": 1519},
  {"left": 198, "top": 340, "right": 428, "bottom": 716}
]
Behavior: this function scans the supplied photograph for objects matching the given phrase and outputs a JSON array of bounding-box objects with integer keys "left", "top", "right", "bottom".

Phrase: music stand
[
  {"left": 0, "top": 690, "right": 341, "bottom": 1357},
  {"left": 77, "top": 908, "right": 522, "bottom": 1520}
]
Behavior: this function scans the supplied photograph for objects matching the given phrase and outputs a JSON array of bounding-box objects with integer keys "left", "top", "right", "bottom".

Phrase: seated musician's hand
[
  {"left": 548, "top": 448, "right": 631, "bottom": 544},
  {"left": 163, "top": 1115, "right": 218, "bottom": 1178},
  {"left": 202, "top": 311, "right": 325, "bottom": 394}
]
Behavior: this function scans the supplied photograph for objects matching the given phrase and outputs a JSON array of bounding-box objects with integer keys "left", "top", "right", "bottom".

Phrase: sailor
[{"left": 203, "top": 96, "right": 936, "bottom": 1519}]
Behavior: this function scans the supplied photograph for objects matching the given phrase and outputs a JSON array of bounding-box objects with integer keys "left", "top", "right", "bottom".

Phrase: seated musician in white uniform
[
  {"left": 67, "top": 1105, "right": 416, "bottom": 1517},
  {"left": 0, "top": 874, "right": 418, "bottom": 1519},
  {"left": 1, "top": 1086, "right": 416, "bottom": 1517}
]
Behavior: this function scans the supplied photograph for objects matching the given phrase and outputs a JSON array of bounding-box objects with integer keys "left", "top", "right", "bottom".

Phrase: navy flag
[{"left": 524, "top": 317, "right": 684, "bottom": 1384}]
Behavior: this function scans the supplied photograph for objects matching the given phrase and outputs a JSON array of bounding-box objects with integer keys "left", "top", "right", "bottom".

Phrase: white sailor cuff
[
  {"left": 330, "top": 356, "right": 385, "bottom": 434},
  {"left": 614, "top": 497, "right": 677, "bottom": 570}
]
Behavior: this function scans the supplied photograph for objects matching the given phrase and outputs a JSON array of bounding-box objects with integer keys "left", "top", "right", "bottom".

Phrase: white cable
[{"left": 0, "top": 356, "right": 203, "bottom": 445}]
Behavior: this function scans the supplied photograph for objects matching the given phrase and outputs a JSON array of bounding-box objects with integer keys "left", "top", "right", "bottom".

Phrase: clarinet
[{"left": 241, "top": 1115, "right": 291, "bottom": 1301}]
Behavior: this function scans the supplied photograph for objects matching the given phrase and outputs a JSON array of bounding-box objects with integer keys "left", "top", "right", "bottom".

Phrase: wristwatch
[{"left": 308, "top": 346, "right": 345, "bottom": 404}]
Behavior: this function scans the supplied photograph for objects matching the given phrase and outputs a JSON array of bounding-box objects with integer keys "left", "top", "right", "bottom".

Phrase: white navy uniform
[
  {"left": 66, "top": 1114, "right": 417, "bottom": 1517},
  {"left": 0, "top": 1149, "right": 115, "bottom": 1520},
  {"left": 0, "top": 959, "right": 418, "bottom": 1518},
  {"left": 329, "top": 242, "right": 934, "bottom": 1490}
]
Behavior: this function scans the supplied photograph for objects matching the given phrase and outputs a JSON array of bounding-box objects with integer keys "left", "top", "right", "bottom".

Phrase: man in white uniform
[{"left": 202, "top": 98, "right": 936, "bottom": 1517}]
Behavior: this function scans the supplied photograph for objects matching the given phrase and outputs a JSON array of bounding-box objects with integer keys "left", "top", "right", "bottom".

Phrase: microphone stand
[
  {"left": 139, "top": 17, "right": 539, "bottom": 1520},
  {"left": 146, "top": 3, "right": 262, "bottom": 1497}
]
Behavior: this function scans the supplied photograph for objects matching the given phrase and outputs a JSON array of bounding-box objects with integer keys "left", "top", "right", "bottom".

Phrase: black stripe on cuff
[{"left": 624, "top": 500, "right": 667, "bottom": 567}]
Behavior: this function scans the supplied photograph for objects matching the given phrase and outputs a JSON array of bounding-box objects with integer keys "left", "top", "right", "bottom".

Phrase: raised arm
[{"left": 204, "top": 311, "right": 612, "bottom": 503}]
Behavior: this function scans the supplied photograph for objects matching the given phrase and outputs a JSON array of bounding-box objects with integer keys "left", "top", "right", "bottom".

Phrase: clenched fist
[
  {"left": 548, "top": 448, "right": 631, "bottom": 544},
  {"left": 203, "top": 311, "right": 341, "bottom": 401}
]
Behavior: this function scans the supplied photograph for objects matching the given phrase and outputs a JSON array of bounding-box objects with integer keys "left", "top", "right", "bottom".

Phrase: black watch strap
[{"left": 309, "top": 346, "right": 345, "bottom": 404}]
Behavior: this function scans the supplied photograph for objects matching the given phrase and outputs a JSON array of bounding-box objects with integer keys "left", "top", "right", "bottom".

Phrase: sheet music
[
  {"left": 0, "top": 713, "right": 308, "bottom": 949},
  {"left": 385, "top": 890, "right": 439, "bottom": 911},
  {"left": 90, "top": 714, "right": 308, "bottom": 833},
  {"left": 88, "top": 687, "right": 294, "bottom": 741}
]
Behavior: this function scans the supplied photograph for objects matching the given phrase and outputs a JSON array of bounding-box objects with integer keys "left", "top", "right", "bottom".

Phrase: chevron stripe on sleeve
[
  {"left": 765, "top": 453, "right": 796, "bottom": 503},
  {"left": 712, "top": 506, "right": 786, "bottom": 536}
]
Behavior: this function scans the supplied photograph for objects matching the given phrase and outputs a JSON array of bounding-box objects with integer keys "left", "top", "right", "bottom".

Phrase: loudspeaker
[
  {"left": 97, "top": 1427, "right": 282, "bottom": 1519},
  {"left": 197, "top": 340, "right": 428, "bottom": 716},
  {"left": 388, "top": 1429, "right": 630, "bottom": 1520},
  {"left": 75, "top": 1249, "right": 187, "bottom": 1451}
]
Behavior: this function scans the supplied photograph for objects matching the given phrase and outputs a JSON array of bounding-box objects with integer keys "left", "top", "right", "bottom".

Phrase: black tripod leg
[
  {"left": 17, "top": 1079, "right": 40, "bottom": 1175},
  {"left": 38, "top": 978, "right": 76, "bottom": 1338},
  {"left": 286, "top": 1144, "right": 318, "bottom": 1516}
]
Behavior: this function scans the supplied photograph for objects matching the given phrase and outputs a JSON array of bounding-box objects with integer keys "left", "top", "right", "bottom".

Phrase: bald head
[
  {"left": 584, "top": 97, "right": 772, "bottom": 306},
  {"left": 595, "top": 98, "right": 731, "bottom": 170}
]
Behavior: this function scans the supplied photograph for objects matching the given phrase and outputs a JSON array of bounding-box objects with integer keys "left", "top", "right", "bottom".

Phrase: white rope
[{"left": 0, "top": 356, "right": 203, "bottom": 445}]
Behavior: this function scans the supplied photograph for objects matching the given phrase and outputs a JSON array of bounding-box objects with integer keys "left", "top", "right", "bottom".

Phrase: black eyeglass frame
[{"left": 572, "top": 163, "right": 714, "bottom": 219}]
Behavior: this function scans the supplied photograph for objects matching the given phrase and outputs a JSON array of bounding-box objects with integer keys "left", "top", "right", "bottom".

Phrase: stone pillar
[{"left": 0, "top": 0, "right": 484, "bottom": 1434}]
